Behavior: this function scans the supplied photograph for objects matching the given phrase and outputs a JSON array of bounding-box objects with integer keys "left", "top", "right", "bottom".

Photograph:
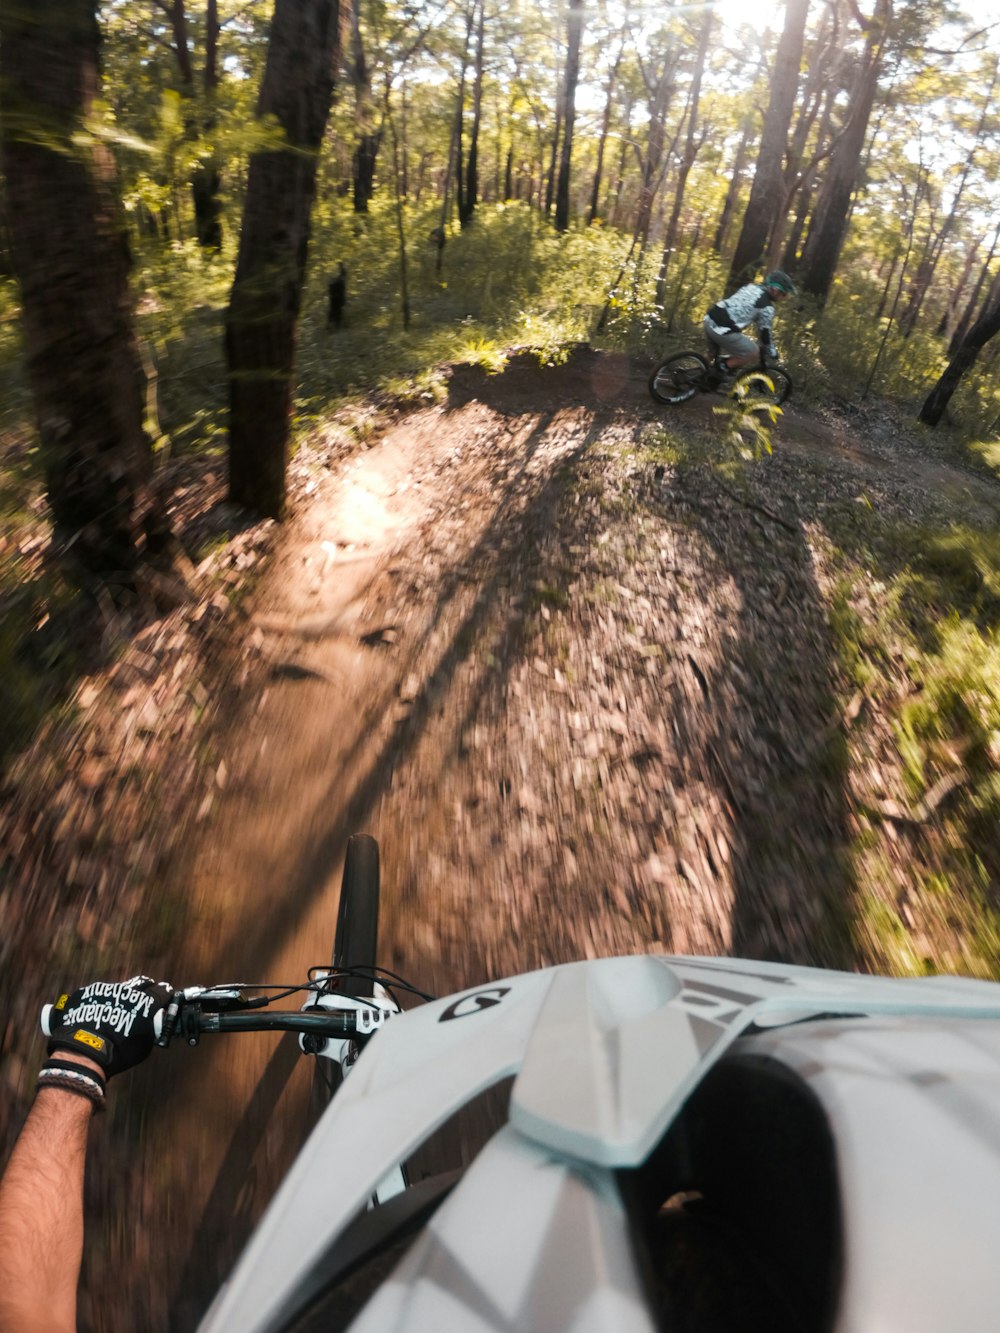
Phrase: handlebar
[
  {"left": 41, "top": 980, "right": 398, "bottom": 1051},
  {"left": 184, "top": 1008, "right": 361, "bottom": 1041}
]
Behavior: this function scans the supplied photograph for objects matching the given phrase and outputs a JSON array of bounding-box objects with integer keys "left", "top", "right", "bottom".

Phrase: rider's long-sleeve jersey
[{"left": 706, "top": 283, "right": 777, "bottom": 350}]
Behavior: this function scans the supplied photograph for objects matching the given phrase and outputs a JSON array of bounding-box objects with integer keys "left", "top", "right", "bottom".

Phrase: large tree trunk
[
  {"left": 797, "top": 0, "right": 892, "bottom": 304},
  {"left": 0, "top": 0, "right": 165, "bottom": 588},
  {"left": 727, "top": 0, "right": 809, "bottom": 290},
  {"left": 554, "top": 0, "right": 585, "bottom": 232},
  {"left": 227, "top": 0, "right": 343, "bottom": 518}
]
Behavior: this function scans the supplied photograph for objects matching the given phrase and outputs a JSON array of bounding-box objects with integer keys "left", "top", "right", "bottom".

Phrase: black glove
[{"left": 42, "top": 975, "right": 174, "bottom": 1078}]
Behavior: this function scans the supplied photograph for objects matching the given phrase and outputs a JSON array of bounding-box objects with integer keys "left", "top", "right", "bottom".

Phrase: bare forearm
[{"left": 0, "top": 1089, "right": 93, "bottom": 1333}]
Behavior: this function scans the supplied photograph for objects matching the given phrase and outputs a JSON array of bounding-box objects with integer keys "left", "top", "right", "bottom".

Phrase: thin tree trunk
[
  {"left": 949, "top": 219, "right": 1000, "bottom": 354},
  {"left": 633, "top": 53, "right": 678, "bottom": 247},
  {"left": 937, "top": 234, "right": 983, "bottom": 340},
  {"left": 453, "top": 3, "right": 473, "bottom": 225},
  {"left": 462, "top": 0, "right": 486, "bottom": 227},
  {"left": 861, "top": 166, "right": 924, "bottom": 400},
  {"left": 656, "top": 6, "right": 713, "bottom": 304},
  {"left": 712, "top": 114, "right": 753, "bottom": 254},
  {"left": 544, "top": 99, "right": 562, "bottom": 217},
  {"left": 1, "top": 0, "right": 166, "bottom": 587},
  {"left": 899, "top": 55, "right": 998, "bottom": 337},
  {"left": 608, "top": 94, "right": 633, "bottom": 228},
  {"left": 192, "top": 0, "right": 223, "bottom": 249},
  {"left": 351, "top": 0, "right": 380, "bottom": 212},
  {"left": 227, "top": 0, "right": 342, "bottom": 518},
  {"left": 387, "top": 99, "right": 411, "bottom": 330},
  {"left": 727, "top": 0, "right": 809, "bottom": 289},
  {"left": 797, "top": 0, "right": 892, "bottom": 304},
  {"left": 588, "top": 34, "right": 625, "bottom": 225},
  {"left": 920, "top": 282, "right": 1000, "bottom": 426}
]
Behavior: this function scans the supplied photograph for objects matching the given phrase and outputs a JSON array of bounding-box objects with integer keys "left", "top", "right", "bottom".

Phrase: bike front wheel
[
  {"left": 312, "top": 834, "right": 381, "bottom": 1111},
  {"left": 330, "top": 834, "right": 380, "bottom": 996},
  {"left": 648, "top": 352, "right": 710, "bottom": 405},
  {"left": 730, "top": 365, "right": 793, "bottom": 408}
]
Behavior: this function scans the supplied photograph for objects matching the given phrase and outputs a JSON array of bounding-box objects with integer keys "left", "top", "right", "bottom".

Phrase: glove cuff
[{"left": 37, "top": 1057, "right": 107, "bottom": 1108}]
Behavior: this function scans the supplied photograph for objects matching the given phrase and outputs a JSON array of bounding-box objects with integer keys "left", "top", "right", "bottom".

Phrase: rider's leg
[{"left": 702, "top": 322, "right": 758, "bottom": 374}]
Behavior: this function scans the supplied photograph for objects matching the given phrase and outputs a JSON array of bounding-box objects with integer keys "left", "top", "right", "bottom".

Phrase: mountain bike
[
  {"left": 61, "top": 832, "right": 1000, "bottom": 1332},
  {"left": 648, "top": 344, "right": 793, "bottom": 408}
]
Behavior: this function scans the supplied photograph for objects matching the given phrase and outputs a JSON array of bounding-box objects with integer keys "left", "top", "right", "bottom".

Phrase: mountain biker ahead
[{"left": 703, "top": 270, "right": 796, "bottom": 376}]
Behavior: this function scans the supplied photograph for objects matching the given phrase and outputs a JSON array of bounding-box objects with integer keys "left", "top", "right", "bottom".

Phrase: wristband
[{"left": 37, "top": 1057, "right": 106, "bottom": 1108}]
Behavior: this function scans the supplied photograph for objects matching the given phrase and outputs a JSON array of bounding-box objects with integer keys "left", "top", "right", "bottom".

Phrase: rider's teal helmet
[{"left": 764, "top": 269, "right": 796, "bottom": 294}]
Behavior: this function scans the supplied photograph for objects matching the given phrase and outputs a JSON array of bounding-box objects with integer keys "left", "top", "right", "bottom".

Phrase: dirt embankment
[{"left": 3, "top": 347, "right": 999, "bottom": 1329}]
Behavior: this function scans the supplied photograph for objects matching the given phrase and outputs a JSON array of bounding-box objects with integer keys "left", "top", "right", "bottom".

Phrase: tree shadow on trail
[
  {"left": 644, "top": 454, "right": 859, "bottom": 967},
  {"left": 158, "top": 403, "right": 614, "bottom": 1328}
]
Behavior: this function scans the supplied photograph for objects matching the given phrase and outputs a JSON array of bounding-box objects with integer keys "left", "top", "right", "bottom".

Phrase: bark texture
[
  {"left": 227, "top": 0, "right": 343, "bottom": 518},
  {"left": 0, "top": 0, "right": 163, "bottom": 586}
]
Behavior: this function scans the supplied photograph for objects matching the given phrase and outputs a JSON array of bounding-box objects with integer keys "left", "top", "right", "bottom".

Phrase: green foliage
[
  {"left": 132, "top": 241, "right": 232, "bottom": 457},
  {"left": 711, "top": 390, "right": 779, "bottom": 461},
  {"left": 896, "top": 617, "right": 1000, "bottom": 793}
]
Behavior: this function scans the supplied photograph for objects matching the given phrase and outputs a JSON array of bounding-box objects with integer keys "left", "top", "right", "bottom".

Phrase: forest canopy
[{"left": 3, "top": 0, "right": 1000, "bottom": 588}]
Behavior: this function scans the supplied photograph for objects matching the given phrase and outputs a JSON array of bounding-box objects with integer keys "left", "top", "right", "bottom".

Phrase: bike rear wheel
[
  {"left": 731, "top": 365, "right": 793, "bottom": 408},
  {"left": 648, "top": 352, "right": 710, "bottom": 405},
  {"left": 312, "top": 834, "right": 380, "bottom": 1110}
]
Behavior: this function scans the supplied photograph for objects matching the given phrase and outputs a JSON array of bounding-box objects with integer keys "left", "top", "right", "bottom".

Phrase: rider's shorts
[{"left": 703, "top": 315, "right": 756, "bottom": 359}]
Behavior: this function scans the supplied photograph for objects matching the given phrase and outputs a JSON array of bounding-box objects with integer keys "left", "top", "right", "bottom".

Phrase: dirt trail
[
  {"left": 129, "top": 351, "right": 855, "bottom": 1326},
  {"left": 11, "top": 349, "right": 1000, "bottom": 1330}
]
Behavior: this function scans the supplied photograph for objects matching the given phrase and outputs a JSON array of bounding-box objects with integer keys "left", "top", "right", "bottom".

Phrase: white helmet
[{"left": 200, "top": 954, "right": 1000, "bottom": 1332}]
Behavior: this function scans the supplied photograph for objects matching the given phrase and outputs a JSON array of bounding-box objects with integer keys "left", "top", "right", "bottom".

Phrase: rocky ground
[{"left": 2, "top": 347, "right": 999, "bottom": 1329}]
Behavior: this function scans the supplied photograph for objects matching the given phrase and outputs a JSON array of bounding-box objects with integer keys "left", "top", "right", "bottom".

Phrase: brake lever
[{"left": 157, "top": 986, "right": 262, "bottom": 1048}]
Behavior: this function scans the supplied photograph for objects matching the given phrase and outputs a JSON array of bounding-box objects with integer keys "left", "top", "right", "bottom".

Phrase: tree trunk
[
  {"left": 0, "top": 0, "right": 165, "bottom": 588},
  {"left": 712, "top": 114, "right": 753, "bottom": 254},
  {"left": 350, "top": 0, "right": 380, "bottom": 212},
  {"left": 588, "top": 34, "right": 625, "bottom": 225},
  {"left": 797, "top": 0, "right": 892, "bottom": 304},
  {"left": 949, "top": 220, "right": 1000, "bottom": 354},
  {"left": 920, "top": 287, "right": 1000, "bottom": 426},
  {"left": 633, "top": 52, "right": 678, "bottom": 248},
  {"left": 544, "top": 98, "right": 562, "bottom": 218},
  {"left": 656, "top": 5, "right": 713, "bottom": 303},
  {"left": 462, "top": 0, "right": 486, "bottom": 227},
  {"left": 453, "top": 3, "right": 473, "bottom": 226},
  {"left": 899, "top": 56, "right": 997, "bottom": 338},
  {"left": 727, "top": 0, "right": 809, "bottom": 290},
  {"left": 227, "top": 0, "right": 343, "bottom": 518},
  {"left": 193, "top": 0, "right": 223, "bottom": 249},
  {"left": 387, "top": 102, "right": 411, "bottom": 331},
  {"left": 937, "top": 234, "right": 984, "bottom": 341},
  {"left": 554, "top": 0, "right": 585, "bottom": 232}
]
